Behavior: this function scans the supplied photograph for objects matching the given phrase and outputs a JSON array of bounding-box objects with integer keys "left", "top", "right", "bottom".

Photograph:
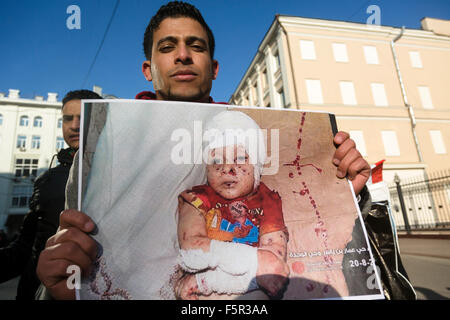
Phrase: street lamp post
[{"left": 394, "top": 173, "right": 411, "bottom": 234}]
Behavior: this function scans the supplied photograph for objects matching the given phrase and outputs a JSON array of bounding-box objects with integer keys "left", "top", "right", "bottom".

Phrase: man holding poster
[{"left": 36, "top": 1, "right": 411, "bottom": 300}]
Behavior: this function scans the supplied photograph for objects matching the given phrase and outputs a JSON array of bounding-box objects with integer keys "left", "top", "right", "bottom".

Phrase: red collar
[{"left": 135, "top": 91, "right": 227, "bottom": 105}]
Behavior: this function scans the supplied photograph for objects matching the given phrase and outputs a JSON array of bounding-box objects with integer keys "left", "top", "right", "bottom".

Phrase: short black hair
[
  {"left": 62, "top": 90, "right": 102, "bottom": 109},
  {"left": 143, "top": 1, "right": 215, "bottom": 60}
]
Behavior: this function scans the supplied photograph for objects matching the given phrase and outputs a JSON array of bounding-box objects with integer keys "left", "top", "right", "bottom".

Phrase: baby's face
[{"left": 207, "top": 145, "right": 255, "bottom": 200}]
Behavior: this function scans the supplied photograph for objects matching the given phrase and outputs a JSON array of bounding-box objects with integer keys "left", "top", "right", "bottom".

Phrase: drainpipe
[
  {"left": 390, "top": 26, "right": 423, "bottom": 162},
  {"left": 277, "top": 15, "right": 299, "bottom": 109}
]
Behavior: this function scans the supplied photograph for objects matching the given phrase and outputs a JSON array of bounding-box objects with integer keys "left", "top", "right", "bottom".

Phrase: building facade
[
  {"left": 229, "top": 16, "right": 450, "bottom": 184},
  {"left": 0, "top": 89, "right": 68, "bottom": 235}
]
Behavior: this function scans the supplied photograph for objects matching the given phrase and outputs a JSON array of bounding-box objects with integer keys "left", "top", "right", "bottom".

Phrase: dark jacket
[
  {"left": 343, "top": 186, "right": 416, "bottom": 299},
  {"left": 0, "top": 148, "right": 75, "bottom": 299}
]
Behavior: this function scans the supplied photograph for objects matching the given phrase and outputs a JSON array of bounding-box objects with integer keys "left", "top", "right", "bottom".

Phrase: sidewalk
[
  {"left": 398, "top": 237, "right": 450, "bottom": 260},
  {"left": 397, "top": 229, "right": 450, "bottom": 240}
]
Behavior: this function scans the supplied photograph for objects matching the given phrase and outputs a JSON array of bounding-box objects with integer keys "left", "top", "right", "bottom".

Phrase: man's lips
[
  {"left": 171, "top": 70, "right": 197, "bottom": 81},
  {"left": 69, "top": 134, "right": 79, "bottom": 140}
]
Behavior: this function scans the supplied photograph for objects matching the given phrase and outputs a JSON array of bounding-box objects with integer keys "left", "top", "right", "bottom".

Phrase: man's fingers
[
  {"left": 337, "top": 148, "right": 362, "bottom": 179},
  {"left": 42, "top": 242, "right": 94, "bottom": 276},
  {"left": 333, "top": 131, "right": 350, "bottom": 146},
  {"left": 37, "top": 254, "right": 73, "bottom": 286},
  {"left": 347, "top": 157, "right": 371, "bottom": 180},
  {"left": 59, "top": 209, "right": 96, "bottom": 234},
  {"left": 51, "top": 227, "right": 98, "bottom": 261},
  {"left": 333, "top": 137, "right": 356, "bottom": 164},
  {"left": 47, "top": 278, "right": 77, "bottom": 300},
  {"left": 349, "top": 158, "right": 371, "bottom": 195}
]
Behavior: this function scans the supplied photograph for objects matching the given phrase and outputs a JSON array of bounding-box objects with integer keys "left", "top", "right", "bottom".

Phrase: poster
[{"left": 77, "top": 100, "right": 384, "bottom": 300}]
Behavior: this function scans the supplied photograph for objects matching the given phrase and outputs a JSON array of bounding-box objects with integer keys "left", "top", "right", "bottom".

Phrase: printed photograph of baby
[{"left": 78, "top": 100, "right": 383, "bottom": 300}]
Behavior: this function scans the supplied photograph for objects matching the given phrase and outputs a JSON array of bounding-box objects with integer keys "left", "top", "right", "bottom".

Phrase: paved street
[
  {"left": 398, "top": 238, "right": 450, "bottom": 300},
  {"left": 0, "top": 277, "right": 18, "bottom": 300}
]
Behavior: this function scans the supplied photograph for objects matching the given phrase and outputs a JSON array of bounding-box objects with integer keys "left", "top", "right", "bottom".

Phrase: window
[
  {"left": 11, "top": 185, "right": 33, "bottom": 207},
  {"left": 409, "top": 51, "right": 423, "bottom": 68},
  {"left": 31, "top": 135, "right": 41, "bottom": 149},
  {"left": 305, "top": 79, "right": 323, "bottom": 104},
  {"left": 277, "top": 88, "right": 286, "bottom": 108},
  {"left": 429, "top": 131, "right": 446, "bottom": 154},
  {"left": 273, "top": 52, "right": 281, "bottom": 71},
  {"left": 349, "top": 131, "right": 367, "bottom": 156},
  {"left": 0, "top": 114, "right": 3, "bottom": 125},
  {"left": 14, "top": 158, "right": 39, "bottom": 177},
  {"left": 20, "top": 115, "right": 29, "bottom": 127},
  {"left": 339, "top": 81, "right": 357, "bottom": 105},
  {"left": 381, "top": 131, "right": 400, "bottom": 156},
  {"left": 33, "top": 116, "right": 43, "bottom": 128},
  {"left": 363, "top": 46, "right": 379, "bottom": 65},
  {"left": 252, "top": 83, "right": 259, "bottom": 105},
  {"left": 57, "top": 118, "right": 62, "bottom": 128},
  {"left": 332, "top": 43, "right": 348, "bottom": 62},
  {"left": 16, "top": 135, "right": 26, "bottom": 149},
  {"left": 371, "top": 83, "right": 388, "bottom": 106},
  {"left": 262, "top": 69, "right": 269, "bottom": 90},
  {"left": 418, "top": 86, "right": 433, "bottom": 109},
  {"left": 56, "top": 136, "right": 65, "bottom": 150},
  {"left": 299, "top": 40, "right": 316, "bottom": 60}
]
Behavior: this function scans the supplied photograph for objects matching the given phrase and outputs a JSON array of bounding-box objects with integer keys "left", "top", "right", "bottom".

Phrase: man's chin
[
  {"left": 69, "top": 142, "right": 79, "bottom": 149},
  {"left": 158, "top": 88, "right": 209, "bottom": 103}
]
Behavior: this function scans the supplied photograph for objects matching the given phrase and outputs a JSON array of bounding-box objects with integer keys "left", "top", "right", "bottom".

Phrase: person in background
[{"left": 0, "top": 90, "right": 102, "bottom": 299}]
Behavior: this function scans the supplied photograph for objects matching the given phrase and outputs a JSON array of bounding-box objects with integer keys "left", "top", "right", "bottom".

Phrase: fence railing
[{"left": 389, "top": 169, "right": 450, "bottom": 231}]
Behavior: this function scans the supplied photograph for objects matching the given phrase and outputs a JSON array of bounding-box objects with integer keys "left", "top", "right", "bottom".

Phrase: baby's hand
[
  {"left": 232, "top": 224, "right": 252, "bottom": 238},
  {"left": 175, "top": 274, "right": 201, "bottom": 300}
]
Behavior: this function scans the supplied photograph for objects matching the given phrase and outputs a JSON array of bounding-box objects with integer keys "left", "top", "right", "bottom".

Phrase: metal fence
[{"left": 389, "top": 169, "right": 450, "bottom": 231}]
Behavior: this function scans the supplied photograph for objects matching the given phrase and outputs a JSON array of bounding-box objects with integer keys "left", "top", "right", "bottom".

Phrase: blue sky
[{"left": 1, "top": 0, "right": 449, "bottom": 103}]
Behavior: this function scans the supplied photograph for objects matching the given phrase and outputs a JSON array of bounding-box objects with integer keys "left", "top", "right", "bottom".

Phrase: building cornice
[
  {"left": 278, "top": 15, "right": 450, "bottom": 44},
  {"left": 0, "top": 98, "right": 61, "bottom": 109}
]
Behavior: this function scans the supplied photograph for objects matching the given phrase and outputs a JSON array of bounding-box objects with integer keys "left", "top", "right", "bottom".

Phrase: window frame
[{"left": 19, "top": 115, "right": 29, "bottom": 127}]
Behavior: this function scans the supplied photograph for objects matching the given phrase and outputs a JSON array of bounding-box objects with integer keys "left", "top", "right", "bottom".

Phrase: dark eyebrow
[
  {"left": 186, "top": 36, "right": 207, "bottom": 47},
  {"left": 156, "top": 36, "right": 207, "bottom": 48},
  {"left": 156, "top": 36, "right": 178, "bottom": 47}
]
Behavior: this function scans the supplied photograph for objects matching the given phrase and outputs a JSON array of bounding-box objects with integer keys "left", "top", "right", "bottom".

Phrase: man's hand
[
  {"left": 256, "top": 249, "right": 289, "bottom": 298},
  {"left": 333, "top": 131, "right": 371, "bottom": 195},
  {"left": 36, "top": 209, "right": 98, "bottom": 300}
]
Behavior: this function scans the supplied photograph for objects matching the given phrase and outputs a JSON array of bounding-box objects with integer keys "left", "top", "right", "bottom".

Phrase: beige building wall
[{"left": 230, "top": 15, "right": 450, "bottom": 184}]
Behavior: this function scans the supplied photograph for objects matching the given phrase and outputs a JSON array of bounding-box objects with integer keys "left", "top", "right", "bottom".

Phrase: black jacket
[{"left": 0, "top": 148, "right": 75, "bottom": 299}]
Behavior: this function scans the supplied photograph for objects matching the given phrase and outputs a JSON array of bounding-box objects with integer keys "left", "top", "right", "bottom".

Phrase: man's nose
[
  {"left": 175, "top": 45, "right": 193, "bottom": 64},
  {"left": 70, "top": 116, "right": 81, "bottom": 130}
]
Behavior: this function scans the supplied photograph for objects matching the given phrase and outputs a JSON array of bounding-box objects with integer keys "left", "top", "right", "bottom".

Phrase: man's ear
[
  {"left": 212, "top": 60, "right": 219, "bottom": 80},
  {"left": 142, "top": 60, "right": 153, "bottom": 81}
]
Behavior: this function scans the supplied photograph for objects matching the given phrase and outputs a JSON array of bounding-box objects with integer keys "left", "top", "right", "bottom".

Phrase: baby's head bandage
[{"left": 203, "top": 111, "right": 267, "bottom": 188}]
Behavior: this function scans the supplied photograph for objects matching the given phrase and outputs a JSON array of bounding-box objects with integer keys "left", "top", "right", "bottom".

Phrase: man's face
[
  {"left": 142, "top": 17, "right": 219, "bottom": 102},
  {"left": 62, "top": 99, "right": 81, "bottom": 149},
  {"left": 206, "top": 145, "right": 255, "bottom": 200}
]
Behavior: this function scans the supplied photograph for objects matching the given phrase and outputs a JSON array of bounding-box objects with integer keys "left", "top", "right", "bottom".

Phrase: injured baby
[{"left": 175, "top": 110, "right": 290, "bottom": 300}]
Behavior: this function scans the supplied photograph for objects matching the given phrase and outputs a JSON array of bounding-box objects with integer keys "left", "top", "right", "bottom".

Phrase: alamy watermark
[
  {"left": 366, "top": 4, "right": 381, "bottom": 27},
  {"left": 66, "top": 265, "right": 81, "bottom": 290},
  {"left": 66, "top": 5, "right": 81, "bottom": 30},
  {"left": 170, "top": 122, "right": 280, "bottom": 175}
]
